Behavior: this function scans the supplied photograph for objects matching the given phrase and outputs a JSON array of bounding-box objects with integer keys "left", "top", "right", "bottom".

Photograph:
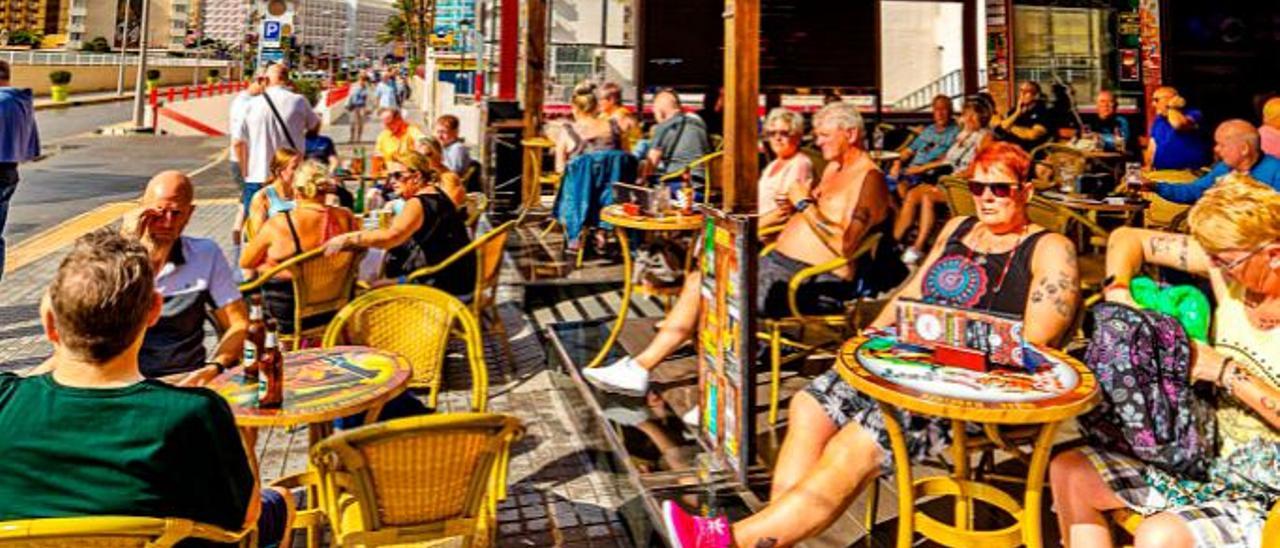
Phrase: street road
[{"left": 35, "top": 100, "right": 134, "bottom": 142}]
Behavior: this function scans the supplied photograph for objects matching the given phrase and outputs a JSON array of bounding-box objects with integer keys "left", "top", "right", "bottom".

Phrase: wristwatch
[{"left": 794, "top": 198, "right": 813, "bottom": 212}]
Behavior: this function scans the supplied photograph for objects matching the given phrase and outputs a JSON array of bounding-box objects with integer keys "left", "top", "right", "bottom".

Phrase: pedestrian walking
[
  {"left": 348, "top": 73, "right": 370, "bottom": 144},
  {"left": 0, "top": 59, "right": 41, "bottom": 280}
]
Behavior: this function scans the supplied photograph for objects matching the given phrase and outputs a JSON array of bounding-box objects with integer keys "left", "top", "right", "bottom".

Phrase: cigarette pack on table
[{"left": 895, "top": 299, "right": 1026, "bottom": 369}]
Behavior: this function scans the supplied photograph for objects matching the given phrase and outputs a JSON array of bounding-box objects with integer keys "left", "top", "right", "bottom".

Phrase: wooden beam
[
  {"left": 962, "top": 0, "right": 978, "bottom": 96},
  {"left": 722, "top": 0, "right": 759, "bottom": 213},
  {"left": 523, "top": 0, "right": 547, "bottom": 140}
]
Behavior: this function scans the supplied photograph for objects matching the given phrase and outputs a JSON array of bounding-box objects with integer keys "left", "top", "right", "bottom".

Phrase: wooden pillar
[
  {"left": 522, "top": 0, "right": 547, "bottom": 140},
  {"left": 722, "top": 0, "right": 759, "bottom": 213},
  {"left": 962, "top": 0, "right": 979, "bottom": 96}
]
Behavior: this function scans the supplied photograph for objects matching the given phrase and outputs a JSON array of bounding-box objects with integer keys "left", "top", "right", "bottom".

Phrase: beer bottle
[
  {"left": 242, "top": 293, "right": 265, "bottom": 381},
  {"left": 680, "top": 170, "right": 695, "bottom": 215},
  {"left": 257, "top": 322, "right": 284, "bottom": 409}
]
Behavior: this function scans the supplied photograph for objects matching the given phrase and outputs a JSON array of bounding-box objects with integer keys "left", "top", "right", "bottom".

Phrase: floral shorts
[
  {"left": 803, "top": 369, "right": 954, "bottom": 476},
  {"left": 1080, "top": 439, "right": 1280, "bottom": 548}
]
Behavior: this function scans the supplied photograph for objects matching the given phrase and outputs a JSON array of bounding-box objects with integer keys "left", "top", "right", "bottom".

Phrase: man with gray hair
[
  {"left": 0, "top": 59, "right": 40, "bottom": 279},
  {"left": 584, "top": 101, "right": 907, "bottom": 406},
  {"left": 645, "top": 89, "right": 711, "bottom": 190},
  {"left": 1151, "top": 119, "right": 1280, "bottom": 204}
]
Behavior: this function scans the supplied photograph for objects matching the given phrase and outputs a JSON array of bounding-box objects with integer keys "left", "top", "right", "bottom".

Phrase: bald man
[
  {"left": 1261, "top": 96, "right": 1280, "bottom": 158},
  {"left": 123, "top": 171, "right": 248, "bottom": 384},
  {"left": 1146, "top": 86, "right": 1210, "bottom": 170},
  {"left": 645, "top": 90, "right": 710, "bottom": 190},
  {"left": 1153, "top": 120, "right": 1280, "bottom": 204}
]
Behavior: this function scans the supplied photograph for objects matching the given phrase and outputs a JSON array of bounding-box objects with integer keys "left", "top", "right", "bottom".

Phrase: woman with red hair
[{"left": 662, "top": 141, "right": 1081, "bottom": 548}]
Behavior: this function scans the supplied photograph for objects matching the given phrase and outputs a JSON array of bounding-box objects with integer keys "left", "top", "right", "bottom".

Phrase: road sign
[{"left": 262, "top": 20, "right": 282, "bottom": 47}]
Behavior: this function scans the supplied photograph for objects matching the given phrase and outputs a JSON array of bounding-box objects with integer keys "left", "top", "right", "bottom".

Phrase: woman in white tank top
[{"left": 759, "top": 108, "right": 813, "bottom": 231}]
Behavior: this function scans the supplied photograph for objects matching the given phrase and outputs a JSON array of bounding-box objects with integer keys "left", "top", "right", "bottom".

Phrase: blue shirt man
[
  {"left": 889, "top": 95, "right": 958, "bottom": 191},
  {"left": 1155, "top": 120, "right": 1280, "bottom": 204},
  {"left": 375, "top": 77, "right": 400, "bottom": 110},
  {"left": 0, "top": 60, "right": 41, "bottom": 279},
  {"left": 1148, "top": 88, "right": 1209, "bottom": 170},
  {"left": 1088, "top": 90, "right": 1130, "bottom": 152}
]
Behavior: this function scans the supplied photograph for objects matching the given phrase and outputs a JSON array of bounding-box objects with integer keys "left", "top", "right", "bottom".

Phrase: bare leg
[
  {"left": 769, "top": 392, "right": 840, "bottom": 500},
  {"left": 912, "top": 186, "right": 944, "bottom": 252},
  {"left": 732, "top": 420, "right": 883, "bottom": 547},
  {"left": 893, "top": 187, "right": 923, "bottom": 242},
  {"left": 633, "top": 271, "right": 702, "bottom": 370},
  {"left": 1132, "top": 513, "right": 1196, "bottom": 548},
  {"left": 1049, "top": 449, "right": 1127, "bottom": 548}
]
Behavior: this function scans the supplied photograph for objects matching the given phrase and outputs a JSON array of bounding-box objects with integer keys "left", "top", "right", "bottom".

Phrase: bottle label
[
  {"left": 249, "top": 305, "right": 262, "bottom": 321},
  {"left": 242, "top": 345, "right": 257, "bottom": 365},
  {"left": 266, "top": 332, "right": 278, "bottom": 348}
]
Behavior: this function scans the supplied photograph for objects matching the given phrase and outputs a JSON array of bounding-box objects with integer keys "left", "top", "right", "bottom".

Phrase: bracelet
[
  {"left": 206, "top": 361, "right": 228, "bottom": 374},
  {"left": 794, "top": 198, "right": 813, "bottom": 212}
]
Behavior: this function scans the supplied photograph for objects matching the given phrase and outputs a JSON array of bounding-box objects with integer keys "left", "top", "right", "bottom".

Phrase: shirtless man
[{"left": 583, "top": 101, "right": 906, "bottom": 405}]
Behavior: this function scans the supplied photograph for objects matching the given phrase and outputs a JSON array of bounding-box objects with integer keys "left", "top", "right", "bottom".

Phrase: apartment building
[
  {"left": 63, "top": 0, "right": 189, "bottom": 51},
  {"left": 1, "top": 0, "right": 68, "bottom": 42},
  {"left": 203, "top": 0, "right": 392, "bottom": 61}
]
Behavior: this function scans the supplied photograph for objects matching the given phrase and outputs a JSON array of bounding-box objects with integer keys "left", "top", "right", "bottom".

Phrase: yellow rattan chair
[
  {"left": 1027, "top": 195, "right": 1109, "bottom": 292},
  {"left": 322, "top": 285, "right": 488, "bottom": 411},
  {"left": 659, "top": 150, "right": 725, "bottom": 206},
  {"left": 1029, "top": 143, "right": 1087, "bottom": 191},
  {"left": 239, "top": 246, "right": 367, "bottom": 350},
  {"left": 464, "top": 192, "right": 489, "bottom": 234},
  {"left": 939, "top": 175, "right": 977, "bottom": 217},
  {"left": 757, "top": 232, "right": 886, "bottom": 425},
  {"left": 0, "top": 516, "right": 253, "bottom": 547},
  {"left": 405, "top": 220, "right": 516, "bottom": 366},
  {"left": 310, "top": 413, "right": 523, "bottom": 548},
  {"left": 1142, "top": 169, "right": 1201, "bottom": 232}
]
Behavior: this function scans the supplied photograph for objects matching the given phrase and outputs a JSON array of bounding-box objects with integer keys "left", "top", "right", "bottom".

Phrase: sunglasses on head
[{"left": 967, "top": 180, "right": 1020, "bottom": 198}]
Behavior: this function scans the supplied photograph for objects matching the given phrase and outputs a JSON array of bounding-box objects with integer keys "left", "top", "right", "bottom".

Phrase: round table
[
  {"left": 208, "top": 346, "right": 412, "bottom": 441},
  {"left": 835, "top": 335, "right": 1098, "bottom": 548},
  {"left": 586, "top": 205, "right": 704, "bottom": 370},
  {"left": 1039, "top": 191, "right": 1149, "bottom": 214}
]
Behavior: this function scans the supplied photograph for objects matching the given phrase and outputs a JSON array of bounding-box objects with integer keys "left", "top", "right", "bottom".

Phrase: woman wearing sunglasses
[
  {"left": 322, "top": 150, "right": 475, "bottom": 297},
  {"left": 758, "top": 108, "right": 813, "bottom": 230},
  {"left": 1051, "top": 174, "right": 1280, "bottom": 548},
  {"left": 661, "top": 141, "right": 1081, "bottom": 547}
]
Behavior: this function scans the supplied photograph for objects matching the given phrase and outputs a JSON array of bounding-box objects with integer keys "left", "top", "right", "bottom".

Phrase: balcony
[{"left": 69, "top": 6, "right": 85, "bottom": 16}]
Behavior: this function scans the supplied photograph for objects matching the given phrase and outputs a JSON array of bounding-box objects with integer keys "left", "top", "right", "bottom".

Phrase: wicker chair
[
  {"left": 310, "top": 413, "right": 523, "bottom": 548},
  {"left": 1142, "top": 169, "right": 1201, "bottom": 232},
  {"left": 464, "top": 192, "right": 489, "bottom": 234},
  {"left": 404, "top": 220, "right": 517, "bottom": 366},
  {"left": 1029, "top": 143, "right": 1087, "bottom": 191},
  {"left": 757, "top": 231, "right": 887, "bottom": 425},
  {"left": 658, "top": 150, "right": 726, "bottom": 207},
  {"left": 323, "top": 285, "right": 489, "bottom": 411},
  {"left": 939, "top": 175, "right": 977, "bottom": 217},
  {"left": 239, "top": 246, "right": 366, "bottom": 350},
  {"left": 0, "top": 516, "right": 253, "bottom": 547},
  {"left": 1027, "top": 195, "right": 1109, "bottom": 292}
]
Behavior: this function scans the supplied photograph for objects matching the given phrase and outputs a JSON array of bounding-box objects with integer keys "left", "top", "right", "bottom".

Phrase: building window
[
  {"left": 1013, "top": 5, "right": 1112, "bottom": 107},
  {"left": 550, "top": 44, "right": 596, "bottom": 101}
]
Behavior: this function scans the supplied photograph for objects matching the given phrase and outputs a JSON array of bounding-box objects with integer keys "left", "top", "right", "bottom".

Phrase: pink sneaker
[{"left": 662, "top": 500, "right": 731, "bottom": 548}]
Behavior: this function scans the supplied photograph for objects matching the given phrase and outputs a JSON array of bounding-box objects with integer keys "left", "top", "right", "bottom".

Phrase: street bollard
[
  {"left": 167, "top": 88, "right": 175, "bottom": 103},
  {"left": 149, "top": 88, "right": 158, "bottom": 107},
  {"left": 182, "top": 87, "right": 190, "bottom": 101}
]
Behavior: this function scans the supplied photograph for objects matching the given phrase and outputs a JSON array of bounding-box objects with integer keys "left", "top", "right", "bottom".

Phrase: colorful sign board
[{"left": 696, "top": 207, "right": 758, "bottom": 483}]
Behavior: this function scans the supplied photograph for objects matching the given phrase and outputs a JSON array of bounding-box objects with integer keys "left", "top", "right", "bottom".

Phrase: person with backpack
[
  {"left": 347, "top": 72, "right": 370, "bottom": 144},
  {"left": 1051, "top": 173, "right": 1280, "bottom": 548}
]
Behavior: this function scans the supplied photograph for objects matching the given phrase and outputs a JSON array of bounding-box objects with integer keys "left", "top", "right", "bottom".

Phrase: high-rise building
[
  {"left": 63, "top": 0, "right": 192, "bottom": 51},
  {"left": 201, "top": 0, "right": 246, "bottom": 46},
  {"left": 201, "top": 0, "right": 392, "bottom": 63},
  {"left": 1, "top": 0, "right": 68, "bottom": 42}
]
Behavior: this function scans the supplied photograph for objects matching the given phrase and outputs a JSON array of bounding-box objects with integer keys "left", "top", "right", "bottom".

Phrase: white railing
[{"left": 0, "top": 51, "right": 234, "bottom": 68}]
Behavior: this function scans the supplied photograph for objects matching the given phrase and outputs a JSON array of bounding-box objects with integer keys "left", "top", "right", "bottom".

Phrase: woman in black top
[{"left": 323, "top": 150, "right": 475, "bottom": 297}]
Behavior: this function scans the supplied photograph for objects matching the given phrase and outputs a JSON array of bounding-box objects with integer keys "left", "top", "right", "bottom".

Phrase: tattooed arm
[
  {"left": 1193, "top": 342, "right": 1280, "bottom": 431},
  {"left": 1104, "top": 227, "right": 1212, "bottom": 300},
  {"left": 1023, "top": 232, "right": 1080, "bottom": 346}
]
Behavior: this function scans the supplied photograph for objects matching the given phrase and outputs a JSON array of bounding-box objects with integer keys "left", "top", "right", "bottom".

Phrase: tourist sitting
[
  {"left": 304, "top": 125, "right": 339, "bottom": 172},
  {"left": 598, "top": 81, "right": 641, "bottom": 152},
  {"left": 645, "top": 89, "right": 712, "bottom": 193},
  {"left": 1261, "top": 96, "right": 1280, "bottom": 158},
  {"left": 551, "top": 85, "right": 634, "bottom": 254},
  {"left": 0, "top": 229, "right": 291, "bottom": 545},
  {"left": 994, "top": 81, "right": 1051, "bottom": 151},
  {"left": 893, "top": 96, "right": 995, "bottom": 264},
  {"left": 375, "top": 107, "right": 425, "bottom": 166},
  {"left": 434, "top": 114, "right": 471, "bottom": 174},
  {"left": 554, "top": 84, "right": 623, "bottom": 173},
  {"left": 1087, "top": 90, "right": 1131, "bottom": 153},
  {"left": 660, "top": 142, "right": 1080, "bottom": 547},
  {"left": 246, "top": 148, "right": 301, "bottom": 238},
  {"left": 414, "top": 136, "right": 467, "bottom": 206},
  {"left": 583, "top": 102, "right": 906, "bottom": 404},
  {"left": 122, "top": 171, "right": 247, "bottom": 384},
  {"left": 322, "top": 150, "right": 475, "bottom": 298},
  {"left": 241, "top": 161, "right": 357, "bottom": 334},
  {"left": 1146, "top": 86, "right": 1210, "bottom": 170},
  {"left": 887, "top": 94, "right": 960, "bottom": 195},
  {"left": 1050, "top": 175, "right": 1280, "bottom": 548},
  {"left": 757, "top": 108, "right": 813, "bottom": 231},
  {"left": 1149, "top": 120, "right": 1280, "bottom": 205}
]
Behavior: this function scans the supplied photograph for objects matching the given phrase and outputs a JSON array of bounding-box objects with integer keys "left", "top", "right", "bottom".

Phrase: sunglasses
[
  {"left": 387, "top": 171, "right": 412, "bottom": 182},
  {"left": 1209, "top": 240, "right": 1274, "bottom": 273},
  {"left": 967, "top": 181, "right": 1020, "bottom": 198},
  {"left": 765, "top": 130, "right": 793, "bottom": 139}
]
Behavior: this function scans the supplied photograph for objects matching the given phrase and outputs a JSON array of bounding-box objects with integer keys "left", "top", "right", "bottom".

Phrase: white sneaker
[
  {"left": 681, "top": 406, "right": 701, "bottom": 428},
  {"left": 582, "top": 357, "right": 650, "bottom": 396},
  {"left": 900, "top": 247, "right": 923, "bottom": 265}
]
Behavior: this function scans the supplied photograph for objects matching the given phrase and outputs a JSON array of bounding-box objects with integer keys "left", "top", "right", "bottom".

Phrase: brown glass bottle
[
  {"left": 680, "top": 170, "right": 695, "bottom": 215},
  {"left": 242, "top": 294, "right": 265, "bottom": 381},
  {"left": 257, "top": 326, "right": 284, "bottom": 409}
]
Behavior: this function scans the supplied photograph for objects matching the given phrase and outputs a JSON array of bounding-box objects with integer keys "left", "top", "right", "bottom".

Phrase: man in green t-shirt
[{"left": 0, "top": 229, "right": 290, "bottom": 545}]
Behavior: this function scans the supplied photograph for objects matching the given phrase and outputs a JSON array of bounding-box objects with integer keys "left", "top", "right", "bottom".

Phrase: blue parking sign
[{"left": 263, "top": 20, "right": 282, "bottom": 42}]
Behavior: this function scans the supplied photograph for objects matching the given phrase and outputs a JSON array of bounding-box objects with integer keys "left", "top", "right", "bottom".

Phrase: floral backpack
[{"left": 1078, "top": 301, "right": 1218, "bottom": 481}]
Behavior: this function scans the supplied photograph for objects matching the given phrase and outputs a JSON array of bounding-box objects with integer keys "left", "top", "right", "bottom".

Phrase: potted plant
[
  {"left": 48, "top": 70, "right": 72, "bottom": 102},
  {"left": 206, "top": 69, "right": 220, "bottom": 85},
  {"left": 146, "top": 69, "right": 161, "bottom": 92}
]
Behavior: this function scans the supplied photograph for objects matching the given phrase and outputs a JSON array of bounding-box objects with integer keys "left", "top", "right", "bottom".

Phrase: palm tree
[{"left": 380, "top": 0, "right": 434, "bottom": 63}]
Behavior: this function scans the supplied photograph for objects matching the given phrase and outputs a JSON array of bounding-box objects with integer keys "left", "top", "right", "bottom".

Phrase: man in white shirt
[
  {"left": 231, "top": 63, "right": 320, "bottom": 227},
  {"left": 227, "top": 77, "right": 263, "bottom": 219}
]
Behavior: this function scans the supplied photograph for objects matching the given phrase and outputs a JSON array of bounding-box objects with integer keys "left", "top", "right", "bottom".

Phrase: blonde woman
[
  {"left": 1051, "top": 174, "right": 1280, "bottom": 548},
  {"left": 245, "top": 148, "right": 302, "bottom": 239},
  {"left": 553, "top": 85, "right": 621, "bottom": 173},
  {"left": 414, "top": 135, "right": 467, "bottom": 206},
  {"left": 241, "top": 160, "right": 356, "bottom": 333}
]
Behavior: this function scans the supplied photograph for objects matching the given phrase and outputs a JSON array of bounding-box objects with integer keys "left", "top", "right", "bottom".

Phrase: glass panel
[
  {"left": 880, "top": 1, "right": 967, "bottom": 112},
  {"left": 1013, "top": 5, "right": 1112, "bottom": 107}
]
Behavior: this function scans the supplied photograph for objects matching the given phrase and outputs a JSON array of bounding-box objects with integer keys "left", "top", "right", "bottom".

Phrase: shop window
[{"left": 1013, "top": 5, "right": 1111, "bottom": 108}]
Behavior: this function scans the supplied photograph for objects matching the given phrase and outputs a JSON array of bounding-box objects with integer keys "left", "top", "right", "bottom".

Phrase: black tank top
[{"left": 919, "top": 217, "right": 1048, "bottom": 316}]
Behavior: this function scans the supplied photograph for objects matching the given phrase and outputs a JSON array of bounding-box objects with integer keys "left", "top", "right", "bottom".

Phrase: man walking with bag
[
  {"left": 231, "top": 63, "right": 320, "bottom": 233},
  {"left": 0, "top": 59, "right": 40, "bottom": 280}
]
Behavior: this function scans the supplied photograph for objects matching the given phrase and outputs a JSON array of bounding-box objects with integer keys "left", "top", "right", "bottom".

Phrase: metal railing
[
  {"left": 0, "top": 50, "right": 233, "bottom": 68},
  {"left": 889, "top": 68, "right": 989, "bottom": 112}
]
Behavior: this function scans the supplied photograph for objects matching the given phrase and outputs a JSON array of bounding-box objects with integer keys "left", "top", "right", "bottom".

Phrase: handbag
[{"left": 1078, "top": 302, "right": 1218, "bottom": 480}]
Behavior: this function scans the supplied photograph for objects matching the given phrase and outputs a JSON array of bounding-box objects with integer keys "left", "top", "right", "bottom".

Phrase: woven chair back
[
  {"left": 0, "top": 517, "right": 248, "bottom": 548},
  {"left": 287, "top": 247, "right": 366, "bottom": 331},
  {"left": 939, "top": 176, "right": 977, "bottom": 217}
]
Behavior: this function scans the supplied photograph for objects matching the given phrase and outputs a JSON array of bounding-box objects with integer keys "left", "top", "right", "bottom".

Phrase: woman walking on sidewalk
[{"left": 348, "top": 73, "right": 370, "bottom": 144}]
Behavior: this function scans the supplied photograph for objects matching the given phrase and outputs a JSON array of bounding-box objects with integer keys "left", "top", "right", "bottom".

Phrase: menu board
[{"left": 696, "top": 208, "right": 758, "bottom": 483}]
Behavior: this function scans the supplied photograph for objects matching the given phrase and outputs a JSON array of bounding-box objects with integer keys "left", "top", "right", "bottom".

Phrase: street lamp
[{"left": 131, "top": 0, "right": 152, "bottom": 129}]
